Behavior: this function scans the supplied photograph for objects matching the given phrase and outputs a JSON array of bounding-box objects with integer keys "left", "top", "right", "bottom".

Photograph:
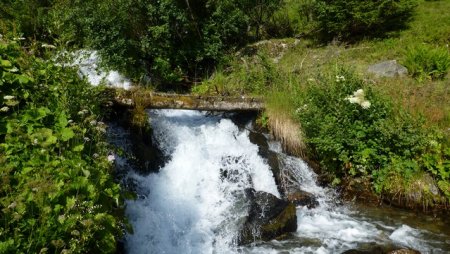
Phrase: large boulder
[
  {"left": 367, "top": 60, "right": 408, "bottom": 78},
  {"left": 238, "top": 189, "right": 297, "bottom": 245}
]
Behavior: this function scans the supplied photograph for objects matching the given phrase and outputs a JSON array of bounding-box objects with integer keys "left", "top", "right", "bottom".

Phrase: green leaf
[
  {"left": 66, "top": 196, "right": 76, "bottom": 209},
  {"left": 1, "top": 59, "right": 12, "bottom": 67},
  {"left": 73, "top": 144, "right": 84, "bottom": 152},
  {"left": 17, "top": 75, "right": 32, "bottom": 85},
  {"left": 57, "top": 113, "right": 68, "bottom": 128},
  {"left": 82, "top": 169, "right": 91, "bottom": 178},
  {"left": 60, "top": 128, "right": 74, "bottom": 142}
]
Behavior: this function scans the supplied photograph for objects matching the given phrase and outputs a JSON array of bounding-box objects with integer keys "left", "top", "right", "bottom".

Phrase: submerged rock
[
  {"left": 238, "top": 189, "right": 297, "bottom": 245},
  {"left": 367, "top": 60, "right": 408, "bottom": 78},
  {"left": 341, "top": 245, "right": 420, "bottom": 254},
  {"left": 388, "top": 249, "right": 421, "bottom": 254}
]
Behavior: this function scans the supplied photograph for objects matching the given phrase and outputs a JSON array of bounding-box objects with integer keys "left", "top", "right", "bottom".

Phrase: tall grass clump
[
  {"left": 266, "top": 90, "right": 306, "bottom": 157},
  {"left": 404, "top": 44, "right": 450, "bottom": 81},
  {"left": 294, "top": 68, "right": 449, "bottom": 206}
]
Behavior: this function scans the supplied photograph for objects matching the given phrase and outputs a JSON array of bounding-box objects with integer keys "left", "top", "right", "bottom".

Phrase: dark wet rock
[
  {"left": 367, "top": 60, "right": 408, "bottom": 78},
  {"left": 341, "top": 246, "right": 385, "bottom": 254},
  {"left": 109, "top": 102, "right": 166, "bottom": 174},
  {"left": 286, "top": 189, "right": 318, "bottom": 209},
  {"left": 388, "top": 248, "right": 421, "bottom": 254},
  {"left": 341, "top": 177, "right": 380, "bottom": 204},
  {"left": 387, "top": 249, "right": 421, "bottom": 254},
  {"left": 238, "top": 189, "right": 297, "bottom": 245},
  {"left": 340, "top": 244, "right": 421, "bottom": 254},
  {"left": 248, "top": 130, "right": 283, "bottom": 194}
]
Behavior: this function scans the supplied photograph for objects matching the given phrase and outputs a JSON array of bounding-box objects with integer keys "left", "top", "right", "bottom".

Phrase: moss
[{"left": 382, "top": 171, "right": 448, "bottom": 211}]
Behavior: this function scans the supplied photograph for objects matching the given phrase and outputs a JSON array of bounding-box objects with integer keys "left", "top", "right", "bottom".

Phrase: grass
[{"left": 193, "top": 0, "right": 450, "bottom": 209}]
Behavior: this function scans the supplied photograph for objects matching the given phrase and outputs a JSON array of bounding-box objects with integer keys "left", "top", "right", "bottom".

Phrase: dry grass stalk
[{"left": 266, "top": 109, "right": 306, "bottom": 157}]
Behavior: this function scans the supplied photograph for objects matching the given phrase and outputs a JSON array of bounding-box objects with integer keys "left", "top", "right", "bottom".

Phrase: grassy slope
[
  {"left": 276, "top": 0, "right": 450, "bottom": 131},
  {"left": 195, "top": 0, "right": 450, "bottom": 209}
]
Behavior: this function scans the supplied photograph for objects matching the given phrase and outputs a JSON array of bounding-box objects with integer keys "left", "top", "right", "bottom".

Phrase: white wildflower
[
  {"left": 41, "top": 43, "right": 56, "bottom": 49},
  {"left": 345, "top": 89, "right": 371, "bottom": 109},
  {"left": 68, "top": 119, "right": 73, "bottom": 124},
  {"left": 360, "top": 101, "right": 371, "bottom": 109},
  {"left": 8, "top": 201, "right": 17, "bottom": 209},
  {"left": 347, "top": 97, "right": 360, "bottom": 104},
  {"left": 33, "top": 139, "right": 38, "bottom": 145},
  {"left": 93, "top": 153, "right": 99, "bottom": 158},
  {"left": 336, "top": 75, "right": 346, "bottom": 82},
  {"left": 84, "top": 137, "right": 91, "bottom": 142},
  {"left": 107, "top": 154, "right": 115, "bottom": 162},
  {"left": 89, "top": 120, "right": 97, "bottom": 126},
  {"left": 95, "top": 126, "right": 106, "bottom": 133},
  {"left": 3, "top": 95, "right": 15, "bottom": 100},
  {"left": 0, "top": 106, "right": 9, "bottom": 112}
]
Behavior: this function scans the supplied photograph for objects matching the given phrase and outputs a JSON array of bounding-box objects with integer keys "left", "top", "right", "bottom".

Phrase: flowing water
[{"left": 111, "top": 109, "right": 450, "bottom": 254}]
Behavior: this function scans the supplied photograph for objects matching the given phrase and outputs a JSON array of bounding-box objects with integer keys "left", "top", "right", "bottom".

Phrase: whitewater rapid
[{"left": 114, "top": 109, "right": 450, "bottom": 254}]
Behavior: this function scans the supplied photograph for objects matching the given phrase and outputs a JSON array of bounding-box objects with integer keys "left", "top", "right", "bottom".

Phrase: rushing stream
[{"left": 110, "top": 109, "right": 450, "bottom": 254}]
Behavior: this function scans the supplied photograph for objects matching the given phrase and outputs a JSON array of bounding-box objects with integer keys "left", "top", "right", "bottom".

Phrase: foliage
[
  {"left": 293, "top": 69, "right": 449, "bottom": 200},
  {"left": 0, "top": 40, "right": 124, "bottom": 253},
  {"left": 313, "top": 0, "right": 418, "bottom": 41},
  {"left": 193, "top": 51, "right": 280, "bottom": 95},
  {"left": 46, "top": 0, "right": 282, "bottom": 85},
  {"left": 404, "top": 44, "right": 450, "bottom": 81}
]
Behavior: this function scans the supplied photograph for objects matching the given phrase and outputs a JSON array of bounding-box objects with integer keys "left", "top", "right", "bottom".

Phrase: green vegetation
[
  {"left": 1, "top": 0, "right": 450, "bottom": 251},
  {"left": 2, "top": 0, "right": 285, "bottom": 85},
  {"left": 0, "top": 40, "right": 124, "bottom": 253},
  {"left": 313, "top": 0, "right": 418, "bottom": 41},
  {"left": 195, "top": 0, "right": 450, "bottom": 208},
  {"left": 404, "top": 44, "right": 450, "bottom": 81}
]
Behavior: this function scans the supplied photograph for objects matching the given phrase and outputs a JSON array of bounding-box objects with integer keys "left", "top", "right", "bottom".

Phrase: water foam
[
  {"left": 122, "top": 109, "right": 449, "bottom": 254},
  {"left": 125, "top": 110, "right": 279, "bottom": 254},
  {"left": 63, "top": 50, "right": 132, "bottom": 90}
]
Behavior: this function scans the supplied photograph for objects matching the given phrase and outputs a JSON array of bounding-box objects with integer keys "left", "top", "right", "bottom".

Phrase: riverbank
[{"left": 191, "top": 0, "right": 450, "bottom": 212}]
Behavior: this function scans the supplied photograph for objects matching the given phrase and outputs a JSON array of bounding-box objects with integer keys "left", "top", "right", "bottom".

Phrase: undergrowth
[{"left": 0, "top": 39, "right": 124, "bottom": 253}]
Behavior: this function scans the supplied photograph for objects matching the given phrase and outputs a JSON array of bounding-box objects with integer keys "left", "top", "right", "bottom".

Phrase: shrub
[
  {"left": 314, "top": 0, "right": 418, "bottom": 41},
  {"left": 47, "top": 0, "right": 283, "bottom": 85},
  {"left": 0, "top": 40, "right": 124, "bottom": 253},
  {"left": 404, "top": 44, "right": 450, "bottom": 80},
  {"left": 294, "top": 68, "right": 449, "bottom": 202}
]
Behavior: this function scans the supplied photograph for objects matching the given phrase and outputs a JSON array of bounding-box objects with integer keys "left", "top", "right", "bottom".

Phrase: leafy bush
[
  {"left": 314, "top": 0, "right": 418, "bottom": 41},
  {"left": 404, "top": 44, "right": 450, "bottom": 80},
  {"left": 194, "top": 52, "right": 280, "bottom": 95},
  {"left": 46, "top": 0, "right": 283, "bottom": 85},
  {"left": 0, "top": 40, "right": 124, "bottom": 253},
  {"left": 294, "top": 68, "right": 449, "bottom": 201}
]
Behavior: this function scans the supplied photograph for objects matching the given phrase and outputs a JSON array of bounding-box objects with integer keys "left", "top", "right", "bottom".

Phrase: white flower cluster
[
  {"left": 336, "top": 75, "right": 346, "bottom": 82},
  {"left": 345, "top": 89, "right": 371, "bottom": 109}
]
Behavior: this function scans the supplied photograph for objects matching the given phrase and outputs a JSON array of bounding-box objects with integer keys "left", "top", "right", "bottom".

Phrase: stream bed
[{"left": 109, "top": 109, "right": 450, "bottom": 254}]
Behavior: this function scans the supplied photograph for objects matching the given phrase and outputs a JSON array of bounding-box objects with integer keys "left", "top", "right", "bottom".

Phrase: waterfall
[
  {"left": 113, "top": 109, "right": 450, "bottom": 254},
  {"left": 124, "top": 110, "right": 279, "bottom": 253}
]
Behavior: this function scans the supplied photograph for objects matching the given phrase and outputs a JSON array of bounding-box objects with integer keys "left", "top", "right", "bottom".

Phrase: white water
[
  {"left": 61, "top": 50, "right": 132, "bottom": 89},
  {"left": 121, "top": 110, "right": 450, "bottom": 254},
  {"left": 125, "top": 110, "right": 279, "bottom": 254}
]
